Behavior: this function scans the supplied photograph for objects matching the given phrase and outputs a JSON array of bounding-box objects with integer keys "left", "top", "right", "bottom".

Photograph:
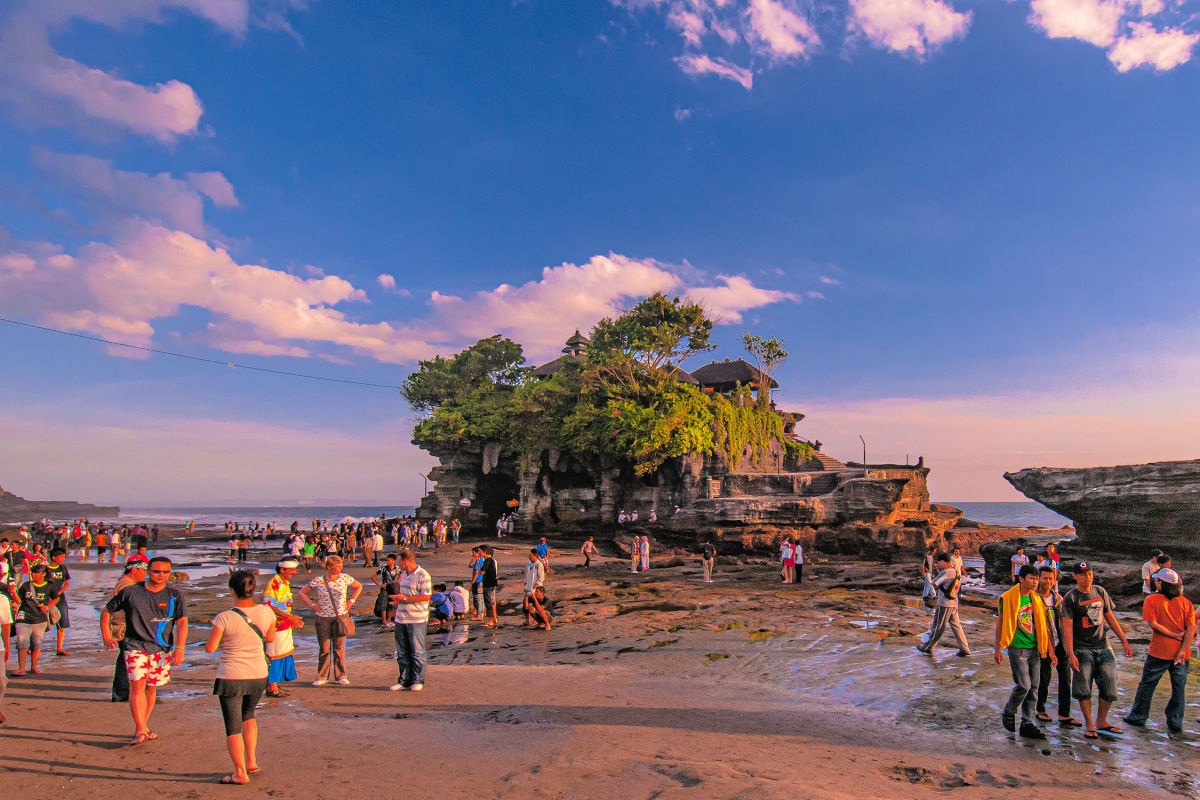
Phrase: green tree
[
  {"left": 401, "top": 335, "right": 529, "bottom": 412},
  {"left": 589, "top": 292, "right": 713, "bottom": 371}
]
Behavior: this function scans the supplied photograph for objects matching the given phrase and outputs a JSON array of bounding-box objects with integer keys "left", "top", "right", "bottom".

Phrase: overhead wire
[{"left": 0, "top": 316, "right": 402, "bottom": 390}]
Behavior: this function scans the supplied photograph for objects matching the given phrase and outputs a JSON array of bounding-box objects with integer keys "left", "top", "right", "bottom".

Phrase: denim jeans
[
  {"left": 1003, "top": 646, "right": 1042, "bottom": 725},
  {"left": 394, "top": 622, "right": 427, "bottom": 687},
  {"left": 1125, "top": 654, "right": 1189, "bottom": 730},
  {"left": 1072, "top": 646, "right": 1117, "bottom": 702},
  {"left": 1038, "top": 642, "right": 1071, "bottom": 718}
]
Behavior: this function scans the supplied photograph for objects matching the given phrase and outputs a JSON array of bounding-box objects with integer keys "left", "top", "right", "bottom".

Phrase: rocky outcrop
[
  {"left": 0, "top": 484, "right": 119, "bottom": 523},
  {"left": 1005, "top": 459, "right": 1200, "bottom": 557},
  {"left": 416, "top": 441, "right": 1016, "bottom": 559}
]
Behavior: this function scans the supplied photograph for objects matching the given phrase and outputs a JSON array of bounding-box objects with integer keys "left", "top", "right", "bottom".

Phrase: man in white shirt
[
  {"left": 524, "top": 549, "right": 550, "bottom": 629},
  {"left": 524, "top": 549, "right": 546, "bottom": 596},
  {"left": 1010, "top": 547, "right": 1030, "bottom": 583},
  {"left": 793, "top": 541, "right": 804, "bottom": 584},
  {"left": 388, "top": 550, "right": 431, "bottom": 692},
  {"left": 1141, "top": 549, "right": 1164, "bottom": 594},
  {"left": 950, "top": 547, "right": 965, "bottom": 579}
]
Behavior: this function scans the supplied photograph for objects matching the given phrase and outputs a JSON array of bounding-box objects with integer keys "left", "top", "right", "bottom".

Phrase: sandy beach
[{"left": 1, "top": 532, "right": 1193, "bottom": 799}]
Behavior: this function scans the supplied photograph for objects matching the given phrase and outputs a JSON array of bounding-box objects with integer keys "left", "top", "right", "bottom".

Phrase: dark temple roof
[{"left": 690, "top": 358, "right": 779, "bottom": 390}]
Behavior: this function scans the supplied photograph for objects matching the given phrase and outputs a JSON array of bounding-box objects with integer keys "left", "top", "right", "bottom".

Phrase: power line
[{"left": 0, "top": 316, "right": 401, "bottom": 390}]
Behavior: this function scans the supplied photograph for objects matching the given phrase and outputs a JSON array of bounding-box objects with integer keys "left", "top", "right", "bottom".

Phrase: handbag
[{"left": 323, "top": 578, "right": 355, "bottom": 637}]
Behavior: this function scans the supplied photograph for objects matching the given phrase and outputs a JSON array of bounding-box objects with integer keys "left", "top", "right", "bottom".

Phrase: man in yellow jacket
[{"left": 995, "top": 564, "right": 1056, "bottom": 739}]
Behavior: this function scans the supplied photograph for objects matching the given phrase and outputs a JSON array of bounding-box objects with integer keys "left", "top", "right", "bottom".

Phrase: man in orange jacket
[{"left": 995, "top": 564, "right": 1055, "bottom": 739}]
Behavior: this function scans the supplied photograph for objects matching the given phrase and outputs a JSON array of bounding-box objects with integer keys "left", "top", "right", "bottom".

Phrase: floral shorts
[{"left": 125, "top": 649, "right": 173, "bottom": 687}]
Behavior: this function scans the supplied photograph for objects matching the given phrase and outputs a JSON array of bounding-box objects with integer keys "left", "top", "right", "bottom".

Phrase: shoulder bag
[{"left": 323, "top": 577, "right": 355, "bottom": 637}]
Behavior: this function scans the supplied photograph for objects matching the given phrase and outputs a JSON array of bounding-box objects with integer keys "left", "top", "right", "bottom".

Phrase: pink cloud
[
  {"left": 745, "top": 0, "right": 820, "bottom": 59},
  {"left": 1108, "top": 21, "right": 1199, "bottom": 71},
  {"left": 1028, "top": 0, "right": 1127, "bottom": 47},
  {"left": 675, "top": 53, "right": 755, "bottom": 89},
  {"left": 848, "top": 0, "right": 971, "bottom": 57}
]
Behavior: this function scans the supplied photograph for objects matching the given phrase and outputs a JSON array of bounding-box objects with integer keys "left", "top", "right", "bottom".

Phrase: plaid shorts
[{"left": 125, "top": 649, "right": 173, "bottom": 687}]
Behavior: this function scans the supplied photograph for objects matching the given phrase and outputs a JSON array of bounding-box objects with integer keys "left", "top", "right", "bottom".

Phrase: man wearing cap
[
  {"left": 263, "top": 558, "right": 304, "bottom": 698},
  {"left": 1124, "top": 567, "right": 1195, "bottom": 733},
  {"left": 995, "top": 564, "right": 1055, "bottom": 738},
  {"left": 1060, "top": 562, "right": 1134, "bottom": 739}
]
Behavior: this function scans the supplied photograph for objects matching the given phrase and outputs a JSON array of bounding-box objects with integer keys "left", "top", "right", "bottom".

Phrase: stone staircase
[{"left": 810, "top": 451, "right": 847, "bottom": 471}]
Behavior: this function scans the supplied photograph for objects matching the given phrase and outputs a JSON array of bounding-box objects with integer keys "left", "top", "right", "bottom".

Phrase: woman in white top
[
  {"left": 297, "top": 555, "right": 362, "bottom": 687},
  {"left": 205, "top": 570, "right": 276, "bottom": 785}
]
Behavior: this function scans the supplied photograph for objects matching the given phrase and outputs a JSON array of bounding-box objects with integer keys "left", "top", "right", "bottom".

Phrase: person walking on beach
[
  {"left": 45, "top": 548, "right": 71, "bottom": 656},
  {"left": 701, "top": 540, "right": 715, "bottom": 583},
  {"left": 1060, "top": 562, "right": 1134, "bottom": 739},
  {"left": 793, "top": 540, "right": 804, "bottom": 583},
  {"left": 469, "top": 547, "right": 485, "bottom": 619},
  {"left": 13, "top": 563, "right": 60, "bottom": 676},
  {"left": 581, "top": 537, "right": 597, "bottom": 568},
  {"left": 1123, "top": 567, "right": 1195, "bottom": 733},
  {"left": 298, "top": 555, "right": 361, "bottom": 686},
  {"left": 916, "top": 552, "right": 971, "bottom": 657},
  {"left": 205, "top": 570, "right": 276, "bottom": 785},
  {"left": 640, "top": 536, "right": 650, "bottom": 572},
  {"left": 389, "top": 549, "right": 431, "bottom": 692},
  {"left": 481, "top": 547, "right": 499, "bottom": 628},
  {"left": 995, "top": 564, "right": 1053, "bottom": 739},
  {"left": 630, "top": 537, "right": 641, "bottom": 573},
  {"left": 950, "top": 547, "right": 965, "bottom": 580},
  {"left": 101, "top": 556, "right": 188, "bottom": 745},
  {"left": 262, "top": 558, "right": 304, "bottom": 698},
  {"left": 920, "top": 546, "right": 936, "bottom": 613},
  {"left": 781, "top": 538, "right": 795, "bottom": 584},
  {"left": 1035, "top": 564, "right": 1079, "bottom": 727},
  {"left": 536, "top": 538, "right": 550, "bottom": 573},
  {"left": 109, "top": 556, "right": 149, "bottom": 702}
]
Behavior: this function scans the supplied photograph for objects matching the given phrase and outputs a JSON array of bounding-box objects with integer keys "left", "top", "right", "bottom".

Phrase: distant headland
[{"left": 0, "top": 484, "right": 119, "bottom": 523}]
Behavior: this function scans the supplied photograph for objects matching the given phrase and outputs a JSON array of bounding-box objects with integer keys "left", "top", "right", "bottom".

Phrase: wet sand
[{"left": 1, "top": 533, "right": 1194, "bottom": 798}]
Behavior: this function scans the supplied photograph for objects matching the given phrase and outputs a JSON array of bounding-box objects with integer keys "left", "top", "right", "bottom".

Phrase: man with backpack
[{"left": 917, "top": 551, "right": 972, "bottom": 657}]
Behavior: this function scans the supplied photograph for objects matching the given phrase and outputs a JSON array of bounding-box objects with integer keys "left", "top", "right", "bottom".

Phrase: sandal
[
  {"left": 1036, "top": 713, "right": 1052, "bottom": 722},
  {"left": 1083, "top": 730, "right": 1099, "bottom": 739},
  {"left": 1097, "top": 725, "right": 1123, "bottom": 735},
  {"left": 220, "top": 775, "right": 250, "bottom": 785},
  {"left": 1058, "top": 717, "right": 1083, "bottom": 727}
]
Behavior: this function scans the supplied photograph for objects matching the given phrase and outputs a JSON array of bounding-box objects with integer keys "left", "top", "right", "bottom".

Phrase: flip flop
[
  {"left": 247, "top": 767, "right": 261, "bottom": 774},
  {"left": 220, "top": 776, "right": 249, "bottom": 785},
  {"left": 1036, "top": 713, "right": 1052, "bottom": 722},
  {"left": 1083, "top": 730, "right": 1099, "bottom": 739},
  {"left": 1058, "top": 717, "right": 1083, "bottom": 727},
  {"left": 1097, "top": 725, "right": 1123, "bottom": 735}
]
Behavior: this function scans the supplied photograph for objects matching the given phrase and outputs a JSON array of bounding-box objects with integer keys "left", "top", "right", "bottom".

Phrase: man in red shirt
[{"left": 1124, "top": 567, "right": 1195, "bottom": 733}]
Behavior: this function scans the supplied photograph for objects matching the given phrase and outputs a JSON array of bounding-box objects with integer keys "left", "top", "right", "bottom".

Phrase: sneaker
[
  {"left": 337, "top": 677, "right": 351, "bottom": 685},
  {"left": 410, "top": 683, "right": 423, "bottom": 692},
  {"left": 1019, "top": 722, "right": 1046, "bottom": 739},
  {"left": 388, "top": 683, "right": 404, "bottom": 691},
  {"left": 1002, "top": 712, "right": 1016, "bottom": 732},
  {"left": 312, "top": 679, "right": 328, "bottom": 687}
]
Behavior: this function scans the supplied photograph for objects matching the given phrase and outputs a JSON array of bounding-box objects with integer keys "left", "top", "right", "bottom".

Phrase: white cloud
[
  {"left": 0, "top": 1, "right": 303, "bottom": 140},
  {"left": 31, "top": 148, "right": 237, "bottom": 235},
  {"left": 673, "top": 105, "right": 695, "bottom": 121},
  {"left": 848, "top": 0, "right": 971, "bottom": 57},
  {"left": 377, "top": 273, "right": 397, "bottom": 290},
  {"left": 745, "top": 0, "right": 820, "bottom": 59},
  {"left": 676, "top": 53, "right": 755, "bottom": 89},
  {"left": 1028, "top": 0, "right": 1129, "bottom": 48},
  {"left": 818, "top": 274, "right": 840, "bottom": 285},
  {"left": 1108, "top": 21, "right": 1199, "bottom": 71},
  {"left": 687, "top": 274, "right": 799, "bottom": 324}
]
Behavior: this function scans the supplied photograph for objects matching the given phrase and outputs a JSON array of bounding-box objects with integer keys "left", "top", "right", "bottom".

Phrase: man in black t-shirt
[
  {"left": 701, "top": 541, "right": 716, "bottom": 583},
  {"left": 13, "top": 564, "right": 60, "bottom": 676},
  {"left": 45, "top": 548, "right": 72, "bottom": 656},
  {"left": 481, "top": 547, "right": 499, "bottom": 628},
  {"left": 101, "top": 556, "right": 188, "bottom": 745},
  {"left": 1060, "top": 562, "right": 1133, "bottom": 739}
]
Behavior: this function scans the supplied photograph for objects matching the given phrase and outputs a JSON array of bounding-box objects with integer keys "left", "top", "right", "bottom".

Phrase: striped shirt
[{"left": 393, "top": 565, "right": 432, "bottom": 624}]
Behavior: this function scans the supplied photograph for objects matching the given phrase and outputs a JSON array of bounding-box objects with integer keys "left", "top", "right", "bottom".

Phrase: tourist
[
  {"left": 781, "top": 538, "right": 795, "bottom": 584},
  {"left": 525, "top": 548, "right": 546, "bottom": 601},
  {"left": 227, "top": 531, "right": 238, "bottom": 565},
  {"left": 109, "top": 527, "right": 121, "bottom": 562},
  {"left": 793, "top": 539, "right": 804, "bottom": 584},
  {"left": 0, "top": 556, "right": 12, "bottom": 666},
  {"left": 1141, "top": 549, "right": 1165, "bottom": 594},
  {"left": 450, "top": 581, "right": 470, "bottom": 619},
  {"left": 916, "top": 552, "right": 971, "bottom": 657},
  {"left": 1060, "top": 562, "right": 1134, "bottom": 739},
  {"left": 994, "top": 564, "right": 1053, "bottom": 739},
  {"left": 581, "top": 536, "right": 597, "bottom": 568},
  {"left": 371, "top": 528, "right": 384, "bottom": 566},
  {"left": 640, "top": 536, "right": 650, "bottom": 572},
  {"left": 1123, "top": 568, "right": 1195, "bottom": 733},
  {"left": 1035, "top": 564, "right": 1078, "bottom": 727},
  {"left": 470, "top": 547, "right": 485, "bottom": 620},
  {"left": 205, "top": 570, "right": 275, "bottom": 785},
  {"left": 536, "top": 537, "right": 550, "bottom": 573},
  {"left": 389, "top": 549, "right": 432, "bottom": 692},
  {"left": 524, "top": 584, "right": 552, "bottom": 629},
  {"left": 630, "top": 537, "right": 641, "bottom": 573},
  {"left": 373, "top": 553, "right": 402, "bottom": 630},
  {"left": 45, "top": 548, "right": 71, "bottom": 656},
  {"left": 920, "top": 546, "right": 936, "bottom": 613},
  {"left": 95, "top": 528, "right": 109, "bottom": 563},
  {"left": 101, "top": 555, "right": 188, "bottom": 745},
  {"left": 428, "top": 584, "right": 453, "bottom": 629},
  {"left": 362, "top": 530, "right": 375, "bottom": 567},
  {"left": 13, "top": 563, "right": 59, "bottom": 676},
  {"left": 649, "top": 508, "right": 657, "bottom": 523},
  {"left": 481, "top": 546, "right": 499, "bottom": 628},
  {"left": 262, "top": 558, "right": 304, "bottom": 698},
  {"left": 109, "top": 556, "right": 149, "bottom": 702},
  {"left": 1010, "top": 547, "right": 1029, "bottom": 583},
  {"left": 297, "top": 555, "right": 362, "bottom": 686},
  {"left": 701, "top": 540, "right": 715, "bottom": 583},
  {"left": 950, "top": 547, "right": 965, "bottom": 579}
]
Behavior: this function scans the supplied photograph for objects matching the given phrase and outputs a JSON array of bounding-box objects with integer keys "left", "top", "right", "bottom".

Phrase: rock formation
[
  {"left": 0, "top": 484, "right": 119, "bottom": 523},
  {"left": 1005, "top": 459, "right": 1200, "bottom": 557}
]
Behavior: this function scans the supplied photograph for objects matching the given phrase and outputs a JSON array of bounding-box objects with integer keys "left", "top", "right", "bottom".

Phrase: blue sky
[{"left": 2, "top": 0, "right": 1199, "bottom": 505}]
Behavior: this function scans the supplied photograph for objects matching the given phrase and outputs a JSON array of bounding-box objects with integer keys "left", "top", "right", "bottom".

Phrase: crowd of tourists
[{"left": 916, "top": 543, "right": 1194, "bottom": 741}]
